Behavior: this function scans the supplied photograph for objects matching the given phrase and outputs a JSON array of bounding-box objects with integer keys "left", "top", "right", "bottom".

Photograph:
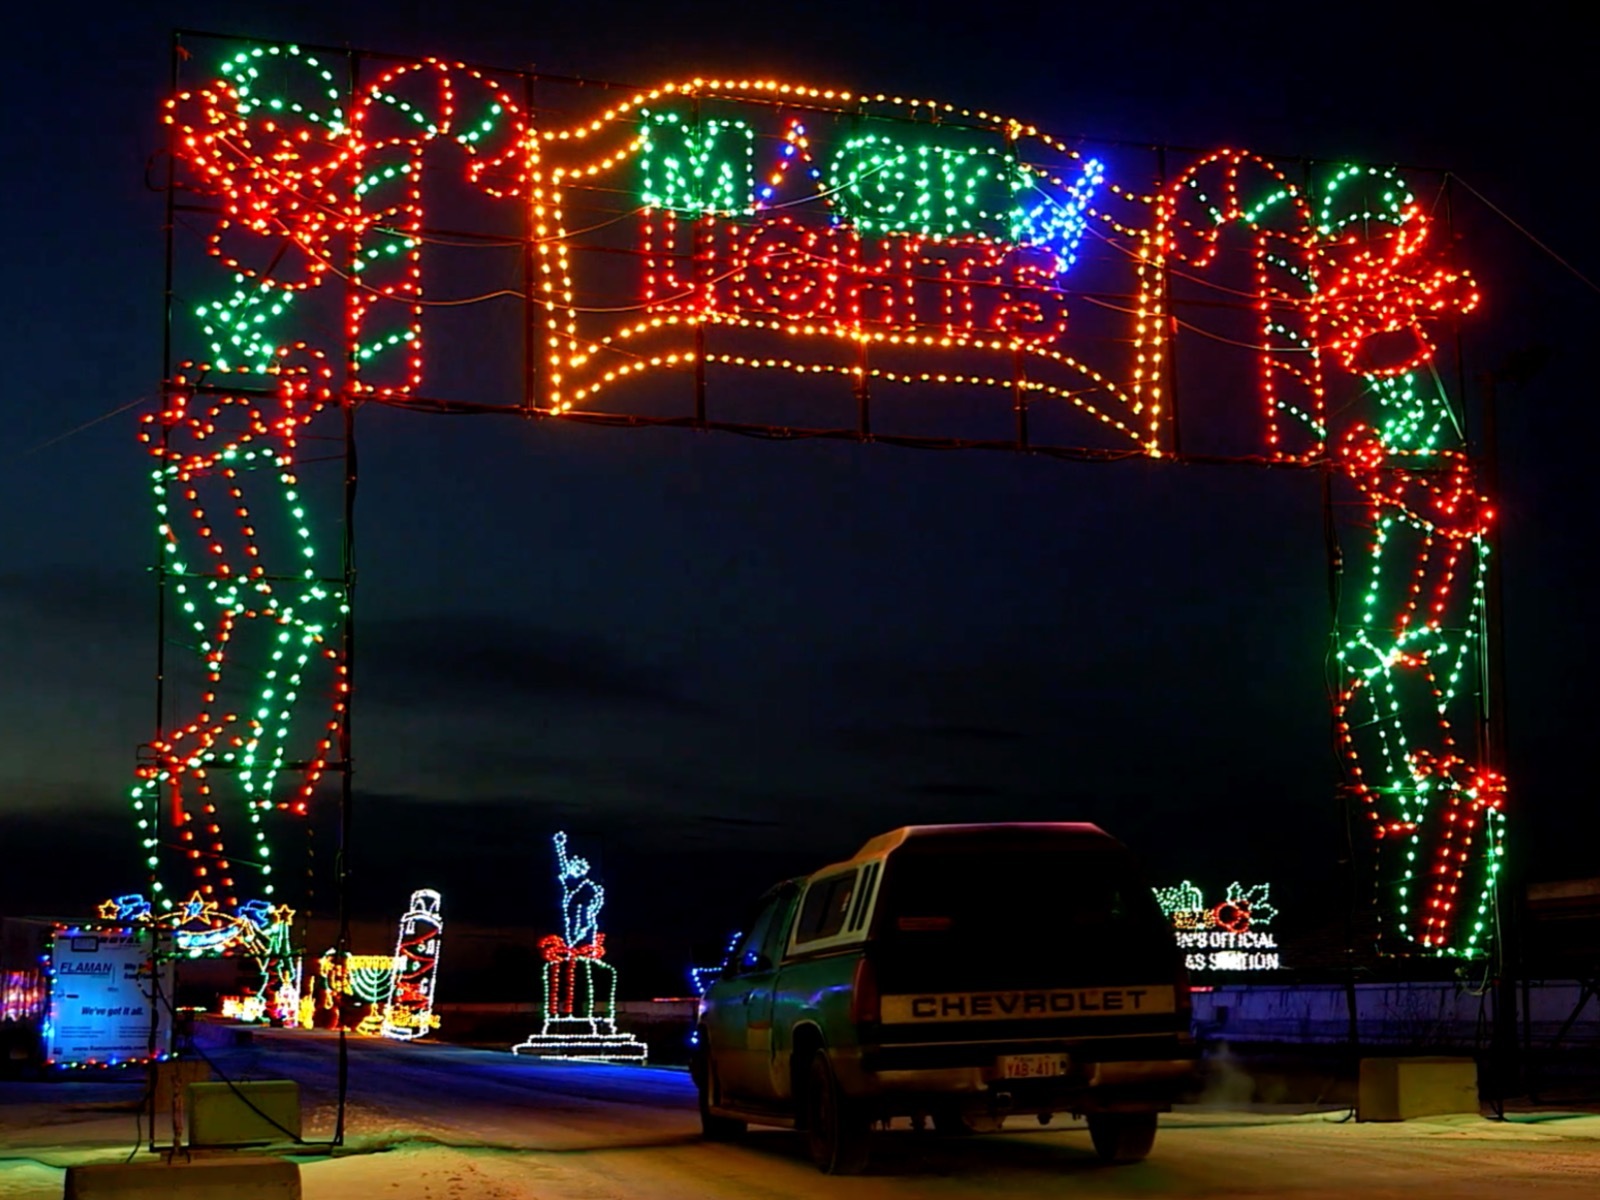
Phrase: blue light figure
[
  {"left": 1012, "top": 157, "right": 1105, "bottom": 277},
  {"left": 555, "top": 831, "right": 604, "bottom": 952},
  {"left": 513, "top": 832, "right": 645, "bottom": 1060}
]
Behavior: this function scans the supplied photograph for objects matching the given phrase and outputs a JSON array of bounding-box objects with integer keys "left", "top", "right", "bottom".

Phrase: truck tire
[
  {"left": 1087, "top": 1112, "right": 1158, "bottom": 1163},
  {"left": 695, "top": 1050, "right": 746, "bottom": 1142},
  {"left": 804, "top": 1052, "right": 871, "bottom": 1174}
]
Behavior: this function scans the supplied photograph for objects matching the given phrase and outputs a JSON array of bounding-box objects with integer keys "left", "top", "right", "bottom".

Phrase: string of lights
[{"left": 148, "top": 36, "right": 1499, "bottom": 958}]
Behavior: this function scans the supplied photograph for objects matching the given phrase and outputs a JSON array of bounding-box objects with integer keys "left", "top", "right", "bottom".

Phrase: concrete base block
[
  {"left": 1358, "top": 1055, "right": 1480, "bottom": 1121},
  {"left": 185, "top": 1080, "right": 301, "bottom": 1146},
  {"left": 63, "top": 1156, "right": 299, "bottom": 1199}
]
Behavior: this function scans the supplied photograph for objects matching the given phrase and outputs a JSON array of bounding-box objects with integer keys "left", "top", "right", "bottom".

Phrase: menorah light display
[
  {"left": 303, "top": 890, "right": 443, "bottom": 1037},
  {"left": 141, "top": 34, "right": 1503, "bottom": 960},
  {"left": 513, "top": 833, "right": 646, "bottom": 1062},
  {"left": 311, "top": 950, "right": 397, "bottom": 1033}
]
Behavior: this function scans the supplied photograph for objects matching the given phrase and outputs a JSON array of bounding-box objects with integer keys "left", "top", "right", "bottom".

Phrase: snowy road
[{"left": 3, "top": 1029, "right": 1600, "bottom": 1198}]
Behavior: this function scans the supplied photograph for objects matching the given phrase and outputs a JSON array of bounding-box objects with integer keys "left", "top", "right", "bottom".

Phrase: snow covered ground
[{"left": 3, "top": 1030, "right": 1599, "bottom": 1198}]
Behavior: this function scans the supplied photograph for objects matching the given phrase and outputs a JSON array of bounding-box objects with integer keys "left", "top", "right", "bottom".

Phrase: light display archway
[{"left": 137, "top": 32, "right": 1503, "bottom": 959}]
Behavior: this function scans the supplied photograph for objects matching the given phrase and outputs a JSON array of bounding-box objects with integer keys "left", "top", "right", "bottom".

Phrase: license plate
[{"left": 998, "top": 1053, "right": 1070, "bottom": 1079}]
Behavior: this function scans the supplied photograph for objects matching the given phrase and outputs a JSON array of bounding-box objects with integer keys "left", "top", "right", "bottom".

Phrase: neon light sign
[
  {"left": 1155, "top": 881, "right": 1281, "bottom": 972},
  {"left": 145, "top": 38, "right": 1500, "bottom": 962},
  {"left": 630, "top": 107, "right": 1103, "bottom": 364}
]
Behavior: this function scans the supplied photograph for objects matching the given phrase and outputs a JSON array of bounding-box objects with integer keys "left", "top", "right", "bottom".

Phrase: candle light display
[{"left": 149, "top": 36, "right": 1499, "bottom": 959}]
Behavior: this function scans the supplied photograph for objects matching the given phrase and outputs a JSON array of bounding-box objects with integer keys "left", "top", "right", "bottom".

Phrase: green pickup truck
[{"left": 691, "top": 823, "right": 1196, "bottom": 1173}]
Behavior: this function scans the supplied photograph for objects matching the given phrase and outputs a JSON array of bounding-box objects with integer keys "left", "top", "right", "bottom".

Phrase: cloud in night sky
[
  {"left": 0, "top": 565, "right": 147, "bottom": 632},
  {"left": 357, "top": 614, "right": 706, "bottom": 713}
]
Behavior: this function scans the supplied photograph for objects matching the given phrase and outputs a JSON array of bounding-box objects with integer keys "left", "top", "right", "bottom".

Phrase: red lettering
[
  {"left": 734, "top": 217, "right": 837, "bottom": 320},
  {"left": 850, "top": 232, "right": 915, "bottom": 328},
  {"left": 640, "top": 212, "right": 1070, "bottom": 348}
]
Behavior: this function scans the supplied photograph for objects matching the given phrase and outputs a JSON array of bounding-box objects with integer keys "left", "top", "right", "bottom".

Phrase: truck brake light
[{"left": 850, "top": 956, "right": 880, "bottom": 1025}]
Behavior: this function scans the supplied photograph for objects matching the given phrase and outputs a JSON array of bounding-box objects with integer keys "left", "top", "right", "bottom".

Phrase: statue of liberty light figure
[
  {"left": 512, "top": 832, "right": 646, "bottom": 1061},
  {"left": 548, "top": 832, "right": 613, "bottom": 1029}
]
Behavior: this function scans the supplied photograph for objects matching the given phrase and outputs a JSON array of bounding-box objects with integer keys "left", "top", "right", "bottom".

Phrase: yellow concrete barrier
[
  {"left": 63, "top": 1156, "right": 299, "bottom": 1199},
  {"left": 185, "top": 1080, "right": 301, "bottom": 1146},
  {"left": 1357, "top": 1055, "right": 1480, "bottom": 1121}
]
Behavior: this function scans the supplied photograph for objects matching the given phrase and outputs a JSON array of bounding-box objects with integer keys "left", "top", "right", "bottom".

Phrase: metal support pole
[
  {"left": 145, "top": 31, "right": 186, "bottom": 1153},
  {"left": 332, "top": 46, "right": 361, "bottom": 1151}
]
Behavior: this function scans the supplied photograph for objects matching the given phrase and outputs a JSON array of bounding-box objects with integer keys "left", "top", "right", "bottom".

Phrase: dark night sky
[{"left": 1, "top": 2, "right": 1596, "bottom": 994}]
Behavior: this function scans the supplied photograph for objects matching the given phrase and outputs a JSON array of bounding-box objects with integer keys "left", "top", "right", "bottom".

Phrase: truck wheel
[
  {"left": 804, "top": 1053, "right": 871, "bottom": 1174},
  {"left": 1087, "top": 1112, "right": 1158, "bottom": 1163},
  {"left": 695, "top": 1051, "right": 746, "bottom": 1142}
]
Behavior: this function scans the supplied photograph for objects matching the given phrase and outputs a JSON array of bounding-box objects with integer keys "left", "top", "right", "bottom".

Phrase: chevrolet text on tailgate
[{"left": 691, "top": 823, "right": 1196, "bottom": 1173}]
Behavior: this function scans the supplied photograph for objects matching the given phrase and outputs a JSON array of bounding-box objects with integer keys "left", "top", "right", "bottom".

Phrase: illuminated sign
[
  {"left": 44, "top": 927, "right": 173, "bottom": 1068},
  {"left": 141, "top": 37, "right": 1502, "bottom": 962},
  {"left": 1154, "top": 882, "right": 1281, "bottom": 972}
]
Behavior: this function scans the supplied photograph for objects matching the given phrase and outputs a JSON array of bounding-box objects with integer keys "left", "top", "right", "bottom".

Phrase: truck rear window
[
  {"left": 882, "top": 844, "right": 1166, "bottom": 954},
  {"left": 794, "top": 869, "right": 858, "bottom": 945}
]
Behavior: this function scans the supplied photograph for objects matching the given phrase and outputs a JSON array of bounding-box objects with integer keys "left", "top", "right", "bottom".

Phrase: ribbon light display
[{"left": 146, "top": 36, "right": 1499, "bottom": 959}]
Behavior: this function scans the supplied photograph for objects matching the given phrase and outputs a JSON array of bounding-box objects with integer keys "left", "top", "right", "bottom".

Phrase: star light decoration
[
  {"left": 96, "top": 891, "right": 294, "bottom": 956},
  {"left": 93, "top": 891, "right": 301, "bottom": 1022},
  {"left": 151, "top": 39, "right": 1497, "bottom": 957}
]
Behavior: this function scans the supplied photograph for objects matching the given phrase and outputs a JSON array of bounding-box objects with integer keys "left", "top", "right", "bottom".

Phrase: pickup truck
[{"left": 691, "top": 822, "right": 1196, "bottom": 1173}]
